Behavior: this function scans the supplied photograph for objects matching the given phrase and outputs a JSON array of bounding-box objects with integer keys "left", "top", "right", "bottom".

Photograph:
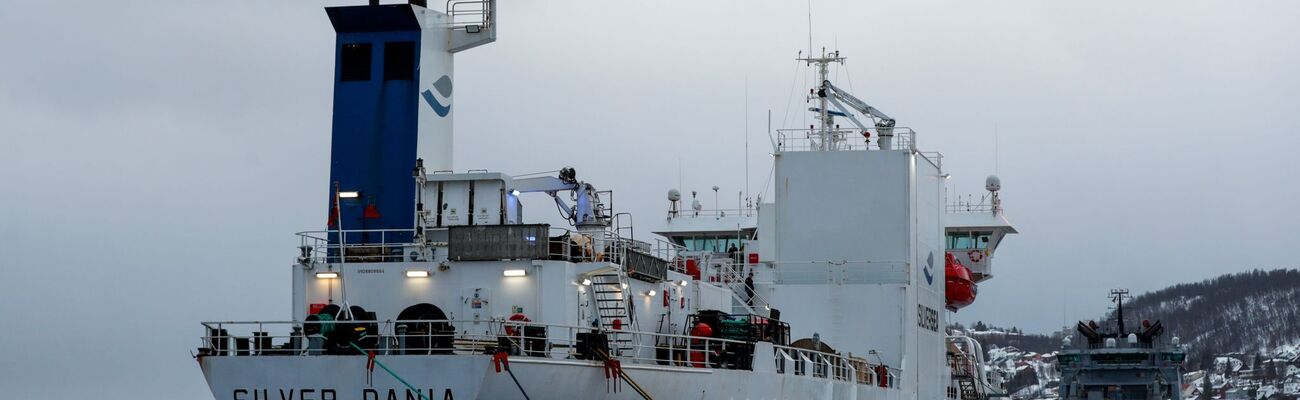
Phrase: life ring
[
  {"left": 967, "top": 249, "right": 984, "bottom": 263},
  {"left": 504, "top": 313, "right": 531, "bottom": 337}
]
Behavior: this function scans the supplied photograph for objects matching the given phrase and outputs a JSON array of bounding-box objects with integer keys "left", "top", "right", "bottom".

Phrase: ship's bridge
[
  {"left": 944, "top": 177, "right": 1017, "bottom": 283},
  {"left": 944, "top": 210, "right": 1016, "bottom": 283},
  {"left": 657, "top": 208, "right": 757, "bottom": 253}
]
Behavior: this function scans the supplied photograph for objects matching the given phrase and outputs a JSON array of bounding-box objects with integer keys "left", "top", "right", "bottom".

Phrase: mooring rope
[{"left": 349, "top": 342, "right": 432, "bottom": 400}]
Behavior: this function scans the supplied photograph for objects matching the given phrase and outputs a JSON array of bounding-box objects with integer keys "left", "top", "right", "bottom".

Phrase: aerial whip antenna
[
  {"left": 744, "top": 75, "right": 750, "bottom": 208},
  {"left": 806, "top": 0, "right": 813, "bottom": 56}
]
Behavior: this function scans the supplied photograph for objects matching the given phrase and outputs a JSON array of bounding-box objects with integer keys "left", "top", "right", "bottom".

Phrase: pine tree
[
  {"left": 1253, "top": 352, "right": 1263, "bottom": 377},
  {"left": 1271, "top": 359, "right": 1282, "bottom": 385},
  {"left": 1200, "top": 370, "right": 1213, "bottom": 400}
]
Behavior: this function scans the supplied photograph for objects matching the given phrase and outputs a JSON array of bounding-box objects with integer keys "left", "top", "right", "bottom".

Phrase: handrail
[
  {"left": 292, "top": 226, "right": 648, "bottom": 265},
  {"left": 774, "top": 127, "right": 916, "bottom": 152},
  {"left": 445, "top": 0, "right": 491, "bottom": 28},
  {"left": 198, "top": 319, "right": 894, "bottom": 387},
  {"left": 666, "top": 208, "right": 757, "bottom": 219}
]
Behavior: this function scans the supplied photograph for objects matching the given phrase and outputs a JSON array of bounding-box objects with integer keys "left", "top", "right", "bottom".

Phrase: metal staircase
[
  {"left": 589, "top": 271, "right": 637, "bottom": 356},
  {"left": 956, "top": 376, "right": 982, "bottom": 400},
  {"left": 949, "top": 353, "right": 987, "bottom": 400}
]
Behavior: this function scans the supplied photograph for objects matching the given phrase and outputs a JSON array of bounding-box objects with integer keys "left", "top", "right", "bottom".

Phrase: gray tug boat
[{"left": 1057, "top": 289, "right": 1187, "bottom": 400}]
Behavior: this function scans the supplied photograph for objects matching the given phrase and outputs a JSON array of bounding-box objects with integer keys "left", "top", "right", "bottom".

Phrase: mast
[
  {"left": 1111, "top": 288, "right": 1130, "bottom": 335},
  {"left": 797, "top": 49, "right": 844, "bottom": 151}
]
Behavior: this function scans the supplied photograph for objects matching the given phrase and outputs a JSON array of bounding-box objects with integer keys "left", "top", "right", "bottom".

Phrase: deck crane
[
  {"left": 512, "top": 167, "right": 610, "bottom": 231},
  {"left": 817, "top": 80, "right": 898, "bottom": 149}
]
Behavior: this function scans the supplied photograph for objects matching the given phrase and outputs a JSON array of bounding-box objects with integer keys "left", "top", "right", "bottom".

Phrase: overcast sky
[{"left": 2, "top": 0, "right": 1298, "bottom": 398}]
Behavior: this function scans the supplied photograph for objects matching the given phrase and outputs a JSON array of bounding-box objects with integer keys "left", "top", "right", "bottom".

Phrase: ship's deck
[{"left": 198, "top": 318, "right": 899, "bottom": 388}]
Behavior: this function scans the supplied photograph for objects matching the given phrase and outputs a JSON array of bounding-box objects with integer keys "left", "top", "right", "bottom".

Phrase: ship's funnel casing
[{"left": 323, "top": 4, "right": 458, "bottom": 241}]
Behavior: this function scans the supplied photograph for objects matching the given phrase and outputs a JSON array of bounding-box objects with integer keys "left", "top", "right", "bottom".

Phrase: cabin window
[
  {"left": 383, "top": 41, "right": 416, "bottom": 80},
  {"left": 340, "top": 43, "right": 372, "bottom": 81}
]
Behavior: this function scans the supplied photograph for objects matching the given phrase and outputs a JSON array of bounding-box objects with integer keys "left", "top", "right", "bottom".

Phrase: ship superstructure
[
  {"left": 1056, "top": 290, "right": 1187, "bottom": 400},
  {"left": 194, "top": 2, "right": 1017, "bottom": 399}
]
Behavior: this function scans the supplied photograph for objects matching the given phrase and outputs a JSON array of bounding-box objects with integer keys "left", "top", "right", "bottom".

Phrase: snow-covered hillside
[{"left": 953, "top": 269, "right": 1300, "bottom": 399}]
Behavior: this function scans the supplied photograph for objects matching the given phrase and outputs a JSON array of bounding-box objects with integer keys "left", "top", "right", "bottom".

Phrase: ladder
[
  {"left": 950, "top": 354, "right": 987, "bottom": 400},
  {"left": 956, "top": 376, "right": 983, "bottom": 400},
  {"left": 589, "top": 271, "right": 637, "bottom": 356}
]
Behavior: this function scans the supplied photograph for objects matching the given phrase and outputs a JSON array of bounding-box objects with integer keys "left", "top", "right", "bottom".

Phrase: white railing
[
  {"left": 765, "top": 260, "right": 912, "bottom": 285},
  {"left": 774, "top": 127, "right": 916, "bottom": 152},
  {"left": 445, "top": 0, "right": 491, "bottom": 29},
  {"left": 293, "top": 226, "right": 647, "bottom": 265},
  {"left": 945, "top": 203, "right": 995, "bottom": 213},
  {"left": 666, "top": 208, "right": 757, "bottom": 219},
  {"left": 297, "top": 228, "right": 416, "bottom": 264},
  {"left": 198, "top": 319, "right": 896, "bottom": 387}
]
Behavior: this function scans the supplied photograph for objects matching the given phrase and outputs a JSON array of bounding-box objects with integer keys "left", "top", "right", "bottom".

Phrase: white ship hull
[{"left": 199, "top": 354, "right": 908, "bottom": 400}]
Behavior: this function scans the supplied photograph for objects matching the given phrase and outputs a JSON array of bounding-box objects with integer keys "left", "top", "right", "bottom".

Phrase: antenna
[
  {"left": 745, "top": 75, "right": 750, "bottom": 207},
  {"left": 806, "top": 0, "right": 813, "bottom": 56}
]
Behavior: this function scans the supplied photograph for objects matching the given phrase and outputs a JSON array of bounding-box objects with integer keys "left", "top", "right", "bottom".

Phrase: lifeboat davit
[{"left": 945, "top": 253, "right": 977, "bottom": 311}]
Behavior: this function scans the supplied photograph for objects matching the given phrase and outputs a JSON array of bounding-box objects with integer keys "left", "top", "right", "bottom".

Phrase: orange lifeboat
[{"left": 945, "top": 253, "right": 977, "bottom": 311}]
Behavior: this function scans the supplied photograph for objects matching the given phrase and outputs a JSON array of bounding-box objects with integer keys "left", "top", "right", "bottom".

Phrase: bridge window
[
  {"left": 340, "top": 43, "right": 372, "bottom": 81},
  {"left": 383, "top": 41, "right": 416, "bottom": 80},
  {"left": 947, "top": 232, "right": 992, "bottom": 250},
  {"left": 673, "top": 236, "right": 744, "bottom": 252}
]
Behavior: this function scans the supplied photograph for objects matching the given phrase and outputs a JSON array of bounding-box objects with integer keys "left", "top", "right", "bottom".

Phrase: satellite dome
[
  {"left": 985, "top": 175, "right": 1002, "bottom": 192},
  {"left": 668, "top": 189, "right": 681, "bottom": 202}
]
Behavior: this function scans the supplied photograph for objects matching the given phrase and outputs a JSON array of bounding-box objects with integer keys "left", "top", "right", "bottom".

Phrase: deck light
[
  {"left": 465, "top": 25, "right": 482, "bottom": 34},
  {"left": 405, "top": 270, "right": 430, "bottom": 278},
  {"left": 315, "top": 271, "right": 340, "bottom": 279},
  {"left": 620, "top": 282, "right": 628, "bottom": 289},
  {"left": 646, "top": 289, "right": 657, "bottom": 297},
  {"left": 338, "top": 191, "right": 360, "bottom": 199},
  {"left": 581, "top": 278, "right": 592, "bottom": 286},
  {"left": 503, "top": 269, "right": 527, "bottom": 277},
  {"left": 678, "top": 280, "right": 689, "bottom": 287},
  {"left": 511, "top": 189, "right": 521, "bottom": 196}
]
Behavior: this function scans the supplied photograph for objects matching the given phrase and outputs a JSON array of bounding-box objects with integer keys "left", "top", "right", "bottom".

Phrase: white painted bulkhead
[
  {"left": 764, "top": 148, "right": 946, "bottom": 400},
  {"left": 414, "top": 6, "right": 453, "bottom": 172},
  {"left": 295, "top": 258, "right": 734, "bottom": 350}
]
